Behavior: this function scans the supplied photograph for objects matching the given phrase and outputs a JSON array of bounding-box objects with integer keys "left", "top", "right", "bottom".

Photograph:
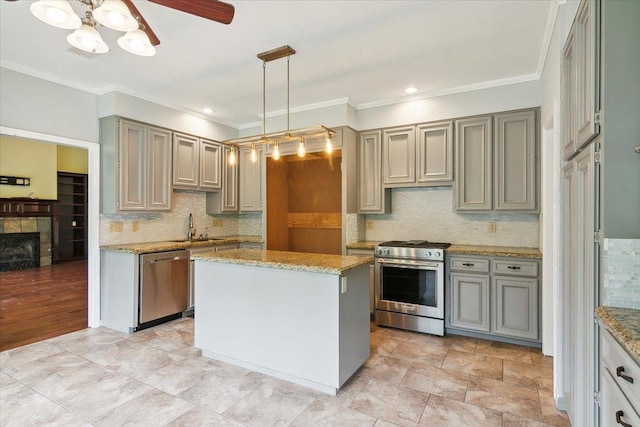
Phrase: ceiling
[{"left": 0, "top": 0, "right": 556, "bottom": 129}]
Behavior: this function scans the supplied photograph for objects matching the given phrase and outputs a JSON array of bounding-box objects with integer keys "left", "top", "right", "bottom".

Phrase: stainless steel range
[{"left": 374, "top": 240, "right": 450, "bottom": 336}]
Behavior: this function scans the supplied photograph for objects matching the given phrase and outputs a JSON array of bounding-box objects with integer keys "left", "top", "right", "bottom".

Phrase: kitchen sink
[{"left": 170, "top": 238, "right": 224, "bottom": 243}]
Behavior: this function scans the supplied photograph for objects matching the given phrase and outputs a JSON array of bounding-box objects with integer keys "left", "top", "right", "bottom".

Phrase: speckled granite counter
[
  {"left": 100, "top": 235, "right": 263, "bottom": 254},
  {"left": 596, "top": 306, "right": 640, "bottom": 364},
  {"left": 447, "top": 244, "right": 542, "bottom": 259},
  {"left": 346, "top": 241, "right": 382, "bottom": 251},
  {"left": 193, "top": 249, "right": 372, "bottom": 275}
]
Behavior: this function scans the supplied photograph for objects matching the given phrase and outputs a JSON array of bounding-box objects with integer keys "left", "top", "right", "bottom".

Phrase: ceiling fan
[{"left": 4, "top": 0, "right": 234, "bottom": 54}]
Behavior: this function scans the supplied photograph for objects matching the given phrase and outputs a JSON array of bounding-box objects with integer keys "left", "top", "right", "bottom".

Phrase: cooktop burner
[{"left": 379, "top": 240, "right": 451, "bottom": 250}]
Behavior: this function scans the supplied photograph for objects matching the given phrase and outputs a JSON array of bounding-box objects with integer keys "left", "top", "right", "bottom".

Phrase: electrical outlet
[
  {"left": 109, "top": 222, "right": 123, "bottom": 232},
  {"left": 212, "top": 218, "right": 223, "bottom": 227},
  {"left": 365, "top": 220, "right": 373, "bottom": 230},
  {"left": 488, "top": 222, "right": 496, "bottom": 233},
  {"left": 131, "top": 221, "right": 139, "bottom": 232}
]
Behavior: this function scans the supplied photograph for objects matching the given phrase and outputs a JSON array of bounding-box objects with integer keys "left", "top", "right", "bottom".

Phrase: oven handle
[{"left": 376, "top": 259, "right": 440, "bottom": 269}]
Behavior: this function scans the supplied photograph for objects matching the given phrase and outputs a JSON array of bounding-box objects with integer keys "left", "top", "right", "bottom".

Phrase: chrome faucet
[{"left": 188, "top": 213, "right": 196, "bottom": 240}]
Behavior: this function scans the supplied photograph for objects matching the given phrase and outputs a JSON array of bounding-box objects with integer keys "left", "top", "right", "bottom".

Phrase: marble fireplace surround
[{"left": 0, "top": 232, "right": 40, "bottom": 271}]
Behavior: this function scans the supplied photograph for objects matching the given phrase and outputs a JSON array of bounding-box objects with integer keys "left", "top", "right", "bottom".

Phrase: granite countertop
[
  {"left": 447, "top": 244, "right": 542, "bottom": 259},
  {"left": 100, "top": 235, "right": 263, "bottom": 254},
  {"left": 346, "top": 241, "right": 382, "bottom": 251},
  {"left": 193, "top": 249, "right": 373, "bottom": 275},
  {"left": 596, "top": 306, "right": 640, "bottom": 364}
]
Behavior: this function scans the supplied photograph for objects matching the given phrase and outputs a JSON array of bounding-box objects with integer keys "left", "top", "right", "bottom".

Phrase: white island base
[{"left": 193, "top": 251, "right": 371, "bottom": 395}]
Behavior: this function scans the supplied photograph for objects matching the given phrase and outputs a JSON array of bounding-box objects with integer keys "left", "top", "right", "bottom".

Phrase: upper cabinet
[
  {"left": 357, "top": 130, "right": 391, "bottom": 213},
  {"left": 206, "top": 145, "right": 238, "bottom": 214},
  {"left": 239, "top": 146, "right": 263, "bottom": 212},
  {"left": 382, "top": 122, "right": 453, "bottom": 187},
  {"left": 455, "top": 109, "right": 538, "bottom": 213},
  {"left": 172, "top": 133, "right": 222, "bottom": 191},
  {"left": 100, "top": 116, "right": 172, "bottom": 213},
  {"left": 563, "top": 0, "right": 600, "bottom": 160}
]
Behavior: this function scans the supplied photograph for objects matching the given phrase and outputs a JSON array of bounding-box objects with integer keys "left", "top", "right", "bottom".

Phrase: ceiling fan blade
[
  {"left": 122, "top": 0, "right": 161, "bottom": 46},
  {"left": 148, "top": 0, "right": 235, "bottom": 25}
]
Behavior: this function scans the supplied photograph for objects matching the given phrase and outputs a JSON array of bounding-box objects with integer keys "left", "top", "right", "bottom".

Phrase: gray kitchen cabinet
[
  {"left": 100, "top": 116, "right": 172, "bottom": 213},
  {"left": 346, "top": 248, "right": 375, "bottom": 316},
  {"left": 492, "top": 276, "right": 538, "bottom": 340},
  {"left": 563, "top": 0, "right": 600, "bottom": 160},
  {"left": 239, "top": 145, "right": 263, "bottom": 212},
  {"left": 494, "top": 110, "right": 537, "bottom": 211},
  {"left": 447, "top": 254, "right": 541, "bottom": 343},
  {"left": 206, "top": 145, "right": 238, "bottom": 214},
  {"left": 455, "top": 109, "right": 538, "bottom": 212},
  {"left": 173, "top": 133, "right": 222, "bottom": 191},
  {"left": 450, "top": 273, "right": 490, "bottom": 333},
  {"left": 357, "top": 130, "right": 391, "bottom": 213},
  {"left": 382, "top": 122, "right": 453, "bottom": 187},
  {"left": 454, "top": 116, "right": 492, "bottom": 211},
  {"left": 382, "top": 126, "right": 415, "bottom": 185},
  {"left": 416, "top": 121, "right": 454, "bottom": 185}
]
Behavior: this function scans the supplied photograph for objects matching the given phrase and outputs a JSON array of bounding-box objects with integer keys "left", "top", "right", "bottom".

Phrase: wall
[
  {"left": 365, "top": 187, "right": 539, "bottom": 247},
  {"left": 602, "top": 239, "right": 640, "bottom": 309},
  {"left": 0, "top": 67, "right": 99, "bottom": 142},
  {"left": 57, "top": 145, "right": 88, "bottom": 174},
  {"left": 0, "top": 135, "right": 57, "bottom": 199}
]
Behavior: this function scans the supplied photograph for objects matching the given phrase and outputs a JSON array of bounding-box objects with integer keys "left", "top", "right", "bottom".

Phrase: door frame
[{"left": 1, "top": 126, "right": 100, "bottom": 328}]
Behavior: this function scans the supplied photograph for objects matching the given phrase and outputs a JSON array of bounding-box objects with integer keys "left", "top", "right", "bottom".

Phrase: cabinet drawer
[
  {"left": 450, "top": 256, "right": 489, "bottom": 273},
  {"left": 492, "top": 259, "right": 538, "bottom": 277},
  {"left": 602, "top": 329, "right": 640, "bottom": 412},
  {"left": 601, "top": 367, "right": 640, "bottom": 427}
]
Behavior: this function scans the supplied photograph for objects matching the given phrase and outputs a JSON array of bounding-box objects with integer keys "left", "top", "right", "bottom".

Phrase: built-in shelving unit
[{"left": 53, "top": 172, "right": 87, "bottom": 263}]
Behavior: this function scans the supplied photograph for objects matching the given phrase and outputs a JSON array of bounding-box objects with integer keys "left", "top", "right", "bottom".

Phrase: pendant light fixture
[
  {"left": 223, "top": 45, "right": 335, "bottom": 161},
  {"left": 117, "top": 27, "right": 156, "bottom": 56},
  {"left": 30, "top": 1, "right": 81, "bottom": 29},
  {"left": 67, "top": 12, "right": 109, "bottom": 54},
  {"left": 92, "top": 0, "right": 138, "bottom": 31}
]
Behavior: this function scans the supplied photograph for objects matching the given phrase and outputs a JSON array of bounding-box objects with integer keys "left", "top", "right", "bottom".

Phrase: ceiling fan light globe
[
  {"left": 67, "top": 23, "right": 109, "bottom": 53},
  {"left": 30, "top": 0, "right": 81, "bottom": 30},
  {"left": 92, "top": 0, "right": 139, "bottom": 32},
  {"left": 118, "top": 29, "right": 156, "bottom": 56}
]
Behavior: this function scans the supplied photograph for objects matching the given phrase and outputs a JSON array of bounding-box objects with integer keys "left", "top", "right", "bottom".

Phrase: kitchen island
[{"left": 192, "top": 249, "right": 372, "bottom": 395}]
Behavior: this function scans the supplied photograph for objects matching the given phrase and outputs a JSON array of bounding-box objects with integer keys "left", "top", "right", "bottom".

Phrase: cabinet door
[
  {"left": 492, "top": 276, "right": 538, "bottom": 340},
  {"left": 239, "top": 146, "right": 263, "bottom": 212},
  {"left": 450, "top": 273, "right": 490, "bottom": 332},
  {"left": 601, "top": 369, "right": 640, "bottom": 427},
  {"left": 454, "top": 116, "right": 492, "bottom": 211},
  {"left": 173, "top": 133, "right": 199, "bottom": 188},
  {"left": 146, "top": 127, "right": 172, "bottom": 211},
  {"left": 200, "top": 139, "right": 222, "bottom": 190},
  {"left": 118, "top": 119, "right": 147, "bottom": 211},
  {"left": 494, "top": 110, "right": 537, "bottom": 211},
  {"left": 382, "top": 126, "right": 415, "bottom": 186},
  {"left": 358, "top": 131, "right": 389, "bottom": 213},
  {"left": 575, "top": 0, "right": 600, "bottom": 149},
  {"left": 221, "top": 145, "right": 238, "bottom": 212},
  {"left": 416, "top": 121, "right": 453, "bottom": 185},
  {"left": 563, "top": 29, "right": 577, "bottom": 160}
]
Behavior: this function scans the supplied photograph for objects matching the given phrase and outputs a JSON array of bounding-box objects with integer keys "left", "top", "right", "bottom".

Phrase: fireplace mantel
[{"left": 0, "top": 198, "right": 55, "bottom": 217}]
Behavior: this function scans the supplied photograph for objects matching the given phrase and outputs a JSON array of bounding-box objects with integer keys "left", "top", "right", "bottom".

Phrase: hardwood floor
[{"left": 0, "top": 260, "right": 88, "bottom": 352}]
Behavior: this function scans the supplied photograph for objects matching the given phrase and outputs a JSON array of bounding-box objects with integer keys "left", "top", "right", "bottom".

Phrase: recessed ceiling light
[
  {"left": 203, "top": 108, "right": 214, "bottom": 114},
  {"left": 404, "top": 87, "right": 419, "bottom": 94}
]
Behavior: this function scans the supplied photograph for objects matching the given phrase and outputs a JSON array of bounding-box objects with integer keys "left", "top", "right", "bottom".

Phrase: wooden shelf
[{"left": 54, "top": 172, "right": 87, "bottom": 263}]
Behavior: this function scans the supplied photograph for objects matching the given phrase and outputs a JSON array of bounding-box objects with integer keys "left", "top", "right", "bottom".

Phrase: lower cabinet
[
  {"left": 346, "top": 248, "right": 375, "bottom": 316},
  {"left": 447, "top": 254, "right": 540, "bottom": 343}
]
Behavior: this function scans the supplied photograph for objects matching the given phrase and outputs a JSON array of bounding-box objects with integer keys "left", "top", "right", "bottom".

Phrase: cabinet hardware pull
[
  {"left": 616, "top": 410, "right": 632, "bottom": 427},
  {"left": 507, "top": 266, "right": 521, "bottom": 270},
  {"left": 462, "top": 263, "right": 475, "bottom": 267},
  {"left": 617, "top": 366, "right": 634, "bottom": 383}
]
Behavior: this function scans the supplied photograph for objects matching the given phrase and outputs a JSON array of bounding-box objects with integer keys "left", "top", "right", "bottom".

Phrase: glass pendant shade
[
  {"left": 118, "top": 29, "right": 156, "bottom": 56},
  {"left": 250, "top": 144, "right": 257, "bottom": 163},
  {"left": 92, "top": 0, "right": 138, "bottom": 32},
  {"left": 297, "top": 139, "right": 305, "bottom": 157},
  {"left": 30, "top": 1, "right": 81, "bottom": 30},
  {"left": 272, "top": 142, "right": 281, "bottom": 160},
  {"left": 325, "top": 135, "right": 333, "bottom": 154},
  {"left": 228, "top": 148, "right": 236, "bottom": 165},
  {"left": 67, "top": 22, "right": 109, "bottom": 53}
]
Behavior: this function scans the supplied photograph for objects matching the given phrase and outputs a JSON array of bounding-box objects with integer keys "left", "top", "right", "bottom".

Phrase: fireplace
[{"left": 0, "top": 232, "right": 41, "bottom": 271}]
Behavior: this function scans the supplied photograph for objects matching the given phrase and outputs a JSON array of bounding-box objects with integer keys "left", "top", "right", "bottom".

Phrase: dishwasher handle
[{"left": 141, "top": 250, "right": 190, "bottom": 265}]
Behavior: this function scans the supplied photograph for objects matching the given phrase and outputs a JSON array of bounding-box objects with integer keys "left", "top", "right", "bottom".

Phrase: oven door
[{"left": 375, "top": 258, "right": 444, "bottom": 319}]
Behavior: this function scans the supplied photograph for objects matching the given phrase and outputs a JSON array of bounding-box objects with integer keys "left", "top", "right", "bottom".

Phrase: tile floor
[{"left": 0, "top": 318, "right": 571, "bottom": 426}]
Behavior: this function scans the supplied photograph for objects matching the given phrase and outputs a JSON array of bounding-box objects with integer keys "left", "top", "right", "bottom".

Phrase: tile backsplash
[
  {"left": 364, "top": 187, "right": 540, "bottom": 247},
  {"left": 99, "top": 191, "right": 261, "bottom": 246},
  {"left": 603, "top": 239, "right": 640, "bottom": 309}
]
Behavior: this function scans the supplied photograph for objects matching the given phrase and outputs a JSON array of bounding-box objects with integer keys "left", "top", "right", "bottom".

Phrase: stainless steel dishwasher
[{"left": 139, "top": 250, "right": 190, "bottom": 327}]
